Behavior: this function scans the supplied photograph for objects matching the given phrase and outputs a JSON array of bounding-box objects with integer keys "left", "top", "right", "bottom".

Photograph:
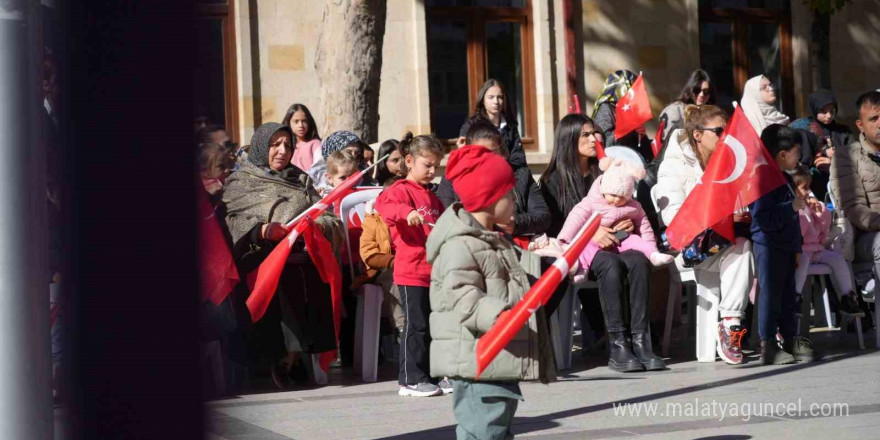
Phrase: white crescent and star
[{"left": 713, "top": 134, "right": 748, "bottom": 184}]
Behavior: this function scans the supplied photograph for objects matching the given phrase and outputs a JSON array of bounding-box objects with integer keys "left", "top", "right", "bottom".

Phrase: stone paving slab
[{"left": 206, "top": 337, "right": 880, "bottom": 440}]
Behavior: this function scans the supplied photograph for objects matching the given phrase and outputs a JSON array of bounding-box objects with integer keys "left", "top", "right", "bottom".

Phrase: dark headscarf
[
  {"left": 808, "top": 89, "right": 837, "bottom": 122},
  {"left": 321, "top": 130, "right": 362, "bottom": 159},
  {"left": 247, "top": 123, "right": 293, "bottom": 168}
]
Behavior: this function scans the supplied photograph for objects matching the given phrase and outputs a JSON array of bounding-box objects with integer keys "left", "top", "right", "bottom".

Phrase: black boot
[
  {"left": 631, "top": 332, "right": 667, "bottom": 371},
  {"left": 607, "top": 331, "right": 644, "bottom": 372}
]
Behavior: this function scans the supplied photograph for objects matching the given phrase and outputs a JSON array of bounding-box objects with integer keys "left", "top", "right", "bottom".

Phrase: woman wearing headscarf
[
  {"left": 740, "top": 75, "right": 790, "bottom": 135},
  {"left": 308, "top": 130, "right": 376, "bottom": 194},
  {"left": 592, "top": 70, "right": 654, "bottom": 161},
  {"left": 791, "top": 89, "right": 854, "bottom": 199},
  {"left": 223, "top": 122, "right": 344, "bottom": 387}
]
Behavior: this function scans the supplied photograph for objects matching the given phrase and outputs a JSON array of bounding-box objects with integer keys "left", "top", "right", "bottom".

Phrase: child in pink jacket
[
  {"left": 792, "top": 166, "right": 861, "bottom": 314},
  {"left": 557, "top": 157, "right": 673, "bottom": 281}
]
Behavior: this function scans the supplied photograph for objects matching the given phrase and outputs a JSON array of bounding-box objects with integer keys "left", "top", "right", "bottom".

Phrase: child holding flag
[
  {"left": 427, "top": 145, "right": 555, "bottom": 439},
  {"left": 751, "top": 124, "right": 818, "bottom": 364},
  {"left": 375, "top": 133, "right": 448, "bottom": 397}
]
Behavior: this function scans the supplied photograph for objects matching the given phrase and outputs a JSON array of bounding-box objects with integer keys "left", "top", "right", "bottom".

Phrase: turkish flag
[
  {"left": 198, "top": 189, "right": 240, "bottom": 306},
  {"left": 246, "top": 167, "right": 369, "bottom": 322},
  {"left": 476, "top": 213, "right": 602, "bottom": 378},
  {"left": 614, "top": 74, "right": 653, "bottom": 140},
  {"left": 664, "top": 106, "right": 788, "bottom": 250},
  {"left": 651, "top": 119, "right": 666, "bottom": 159},
  {"left": 595, "top": 136, "right": 606, "bottom": 159}
]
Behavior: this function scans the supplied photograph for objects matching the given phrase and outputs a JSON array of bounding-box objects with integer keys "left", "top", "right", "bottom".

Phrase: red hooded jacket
[{"left": 375, "top": 179, "right": 444, "bottom": 287}]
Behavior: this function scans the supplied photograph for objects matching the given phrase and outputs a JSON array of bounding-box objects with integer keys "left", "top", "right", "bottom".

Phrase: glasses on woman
[
  {"left": 697, "top": 126, "right": 724, "bottom": 136},
  {"left": 694, "top": 87, "right": 711, "bottom": 96}
]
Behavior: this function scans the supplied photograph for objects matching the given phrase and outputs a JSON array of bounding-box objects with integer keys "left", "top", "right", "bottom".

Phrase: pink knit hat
[{"left": 598, "top": 157, "right": 646, "bottom": 197}]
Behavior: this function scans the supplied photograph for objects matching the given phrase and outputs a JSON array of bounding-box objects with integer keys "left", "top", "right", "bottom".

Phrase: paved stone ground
[{"left": 205, "top": 329, "right": 880, "bottom": 440}]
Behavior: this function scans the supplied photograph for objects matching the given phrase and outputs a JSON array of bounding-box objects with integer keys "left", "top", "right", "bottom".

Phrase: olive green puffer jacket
[{"left": 426, "top": 204, "right": 555, "bottom": 383}]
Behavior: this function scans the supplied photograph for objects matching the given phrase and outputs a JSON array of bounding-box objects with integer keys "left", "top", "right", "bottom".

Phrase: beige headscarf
[{"left": 740, "top": 75, "right": 790, "bottom": 134}]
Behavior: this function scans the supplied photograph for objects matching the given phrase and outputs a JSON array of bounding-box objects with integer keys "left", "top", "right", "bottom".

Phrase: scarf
[
  {"left": 592, "top": 70, "right": 636, "bottom": 118},
  {"left": 740, "top": 75, "right": 790, "bottom": 134}
]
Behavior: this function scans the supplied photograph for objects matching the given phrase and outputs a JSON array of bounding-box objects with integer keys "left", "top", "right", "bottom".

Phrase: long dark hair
[
  {"left": 281, "top": 103, "right": 320, "bottom": 142},
  {"left": 374, "top": 139, "right": 400, "bottom": 185},
  {"left": 676, "top": 69, "right": 717, "bottom": 105},
  {"left": 472, "top": 79, "right": 517, "bottom": 127},
  {"left": 541, "top": 114, "right": 600, "bottom": 215}
]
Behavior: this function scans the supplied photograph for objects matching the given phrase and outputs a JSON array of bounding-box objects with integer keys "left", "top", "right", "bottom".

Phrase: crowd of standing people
[{"left": 195, "top": 72, "right": 880, "bottom": 439}]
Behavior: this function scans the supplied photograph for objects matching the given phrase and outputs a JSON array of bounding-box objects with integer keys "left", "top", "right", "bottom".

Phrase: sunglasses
[
  {"left": 697, "top": 126, "right": 724, "bottom": 136},
  {"left": 694, "top": 87, "right": 711, "bottom": 96}
]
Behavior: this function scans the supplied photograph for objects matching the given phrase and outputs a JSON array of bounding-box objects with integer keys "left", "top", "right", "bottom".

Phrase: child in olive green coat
[{"left": 426, "top": 146, "right": 555, "bottom": 440}]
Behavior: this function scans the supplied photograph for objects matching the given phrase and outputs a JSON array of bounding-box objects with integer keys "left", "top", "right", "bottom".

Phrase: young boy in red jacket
[{"left": 375, "top": 133, "right": 448, "bottom": 397}]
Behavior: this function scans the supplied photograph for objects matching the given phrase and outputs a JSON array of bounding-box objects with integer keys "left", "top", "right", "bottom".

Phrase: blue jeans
[{"left": 754, "top": 242, "right": 798, "bottom": 341}]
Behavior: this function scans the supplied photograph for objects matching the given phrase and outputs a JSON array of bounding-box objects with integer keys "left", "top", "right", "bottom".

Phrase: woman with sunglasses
[
  {"left": 656, "top": 69, "right": 717, "bottom": 159},
  {"left": 654, "top": 105, "right": 756, "bottom": 366}
]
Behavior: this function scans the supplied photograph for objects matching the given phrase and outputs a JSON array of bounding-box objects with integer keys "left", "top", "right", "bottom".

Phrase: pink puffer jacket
[
  {"left": 799, "top": 203, "right": 832, "bottom": 254},
  {"left": 557, "top": 175, "right": 656, "bottom": 245}
]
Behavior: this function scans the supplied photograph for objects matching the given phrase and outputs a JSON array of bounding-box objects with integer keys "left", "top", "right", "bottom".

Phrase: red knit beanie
[{"left": 445, "top": 145, "right": 516, "bottom": 212}]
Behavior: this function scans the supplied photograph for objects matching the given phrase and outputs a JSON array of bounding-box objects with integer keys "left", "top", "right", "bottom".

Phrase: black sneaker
[
  {"left": 760, "top": 340, "right": 795, "bottom": 365},
  {"left": 783, "top": 336, "right": 822, "bottom": 363},
  {"left": 838, "top": 295, "right": 864, "bottom": 316}
]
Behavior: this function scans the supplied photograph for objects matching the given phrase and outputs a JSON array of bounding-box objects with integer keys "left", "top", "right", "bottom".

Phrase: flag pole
[{"left": 284, "top": 154, "right": 389, "bottom": 228}]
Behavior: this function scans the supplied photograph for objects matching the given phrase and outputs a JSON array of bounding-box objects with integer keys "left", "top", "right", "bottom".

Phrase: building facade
[{"left": 196, "top": 0, "right": 880, "bottom": 169}]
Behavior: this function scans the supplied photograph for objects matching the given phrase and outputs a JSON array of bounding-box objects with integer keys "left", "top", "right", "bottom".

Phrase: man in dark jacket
[{"left": 440, "top": 120, "right": 550, "bottom": 237}]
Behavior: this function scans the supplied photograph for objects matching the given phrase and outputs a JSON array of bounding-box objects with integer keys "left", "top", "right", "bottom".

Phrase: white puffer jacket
[{"left": 654, "top": 129, "right": 704, "bottom": 227}]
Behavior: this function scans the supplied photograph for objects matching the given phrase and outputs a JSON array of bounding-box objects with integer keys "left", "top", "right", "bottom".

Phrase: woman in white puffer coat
[{"left": 654, "top": 104, "right": 756, "bottom": 366}]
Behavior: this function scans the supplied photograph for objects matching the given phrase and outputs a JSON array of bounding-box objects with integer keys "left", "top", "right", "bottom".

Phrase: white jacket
[{"left": 654, "top": 129, "right": 704, "bottom": 227}]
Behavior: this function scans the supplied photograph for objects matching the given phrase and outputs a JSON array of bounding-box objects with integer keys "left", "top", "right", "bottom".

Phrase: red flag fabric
[
  {"left": 651, "top": 119, "right": 666, "bottom": 158},
  {"left": 246, "top": 166, "right": 370, "bottom": 322},
  {"left": 664, "top": 106, "right": 787, "bottom": 250},
  {"left": 302, "top": 217, "right": 343, "bottom": 372},
  {"left": 595, "top": 136, "right": 606, "bottom": 159},
  {"left": 614, "top": 74, "right": 653, "bottom": 140},
  {"left": 476, "top": 213, "right": 602, "bottom": 378},
  {"left": 198, "top": 189, "right": 240, "bottom": 305}
]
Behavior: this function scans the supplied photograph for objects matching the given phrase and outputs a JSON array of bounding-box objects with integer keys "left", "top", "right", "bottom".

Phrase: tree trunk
[
  {"left": 809, "top": 10, "right": 831, "bottom": 91},
  {"left": 315, "top": 0, "right": 387, "bottom": 144}
]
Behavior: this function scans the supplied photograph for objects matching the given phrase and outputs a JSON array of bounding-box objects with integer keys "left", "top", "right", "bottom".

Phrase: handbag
[{"left": 679, "top": 228, "right": 734, "bottom": 268}]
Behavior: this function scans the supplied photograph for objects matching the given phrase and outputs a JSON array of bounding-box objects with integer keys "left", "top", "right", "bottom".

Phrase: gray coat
[
  {"left": 830, "top": 134, "right": 880, "bottom": 235},
  {"left": 426, "top": 204, "right": 555, "bottom": 383}
]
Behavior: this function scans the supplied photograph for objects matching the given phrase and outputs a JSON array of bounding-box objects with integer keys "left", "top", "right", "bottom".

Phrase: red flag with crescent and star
[
  {"left": 614, "top": 74, "right": 653, "bottom": 139},
  {"left": 664, "top": 105, "right": 788, "bottom": 250}
]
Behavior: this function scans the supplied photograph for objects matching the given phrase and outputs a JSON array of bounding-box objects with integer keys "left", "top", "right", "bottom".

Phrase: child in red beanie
[
  {"left": 426, "top": 145, "right": 556, "bottom": 440},
  {"left": 375, "top": 132, "right": 448, "bottom": 397}
]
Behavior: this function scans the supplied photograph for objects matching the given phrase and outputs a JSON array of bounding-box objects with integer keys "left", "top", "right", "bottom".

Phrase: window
[
  {"left": 699, "top": 1, "right": 793, "bottom": 115},
  {"left": 195, "top": 1, "right": 240, "bottom": 142},
  {"left": 426, "top": 0, "right": 537, "bottom": 149}
]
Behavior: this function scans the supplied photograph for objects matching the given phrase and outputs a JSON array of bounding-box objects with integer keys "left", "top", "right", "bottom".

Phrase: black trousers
[
  {"left": 590, "top": 250, "right": 651, "bottom": 334},
  {"left": 398, "top": 285, "right": 431, "bottom": 385}
]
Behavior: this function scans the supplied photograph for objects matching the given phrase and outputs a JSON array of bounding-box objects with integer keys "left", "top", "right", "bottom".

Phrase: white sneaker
[
  {"left": 398, "top": 382, "right": 442, "bottom": 397},
  {"left": 438, "top": 377, "right": 453, "bottom": 394},
  {"left": 649, "top": 252, "right": 674, "bottom": 266}
]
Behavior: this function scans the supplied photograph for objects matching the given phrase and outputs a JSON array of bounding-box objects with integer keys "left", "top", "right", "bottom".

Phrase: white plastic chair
[
  {"left": 340, "top": 188, "right": 384, "bottom": 382},
  {"left": 605, "top": 146, "right": 647, "bottom": 169},
  {"left": 649, "top": 185, "right": 696, "bottom": 358}
]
